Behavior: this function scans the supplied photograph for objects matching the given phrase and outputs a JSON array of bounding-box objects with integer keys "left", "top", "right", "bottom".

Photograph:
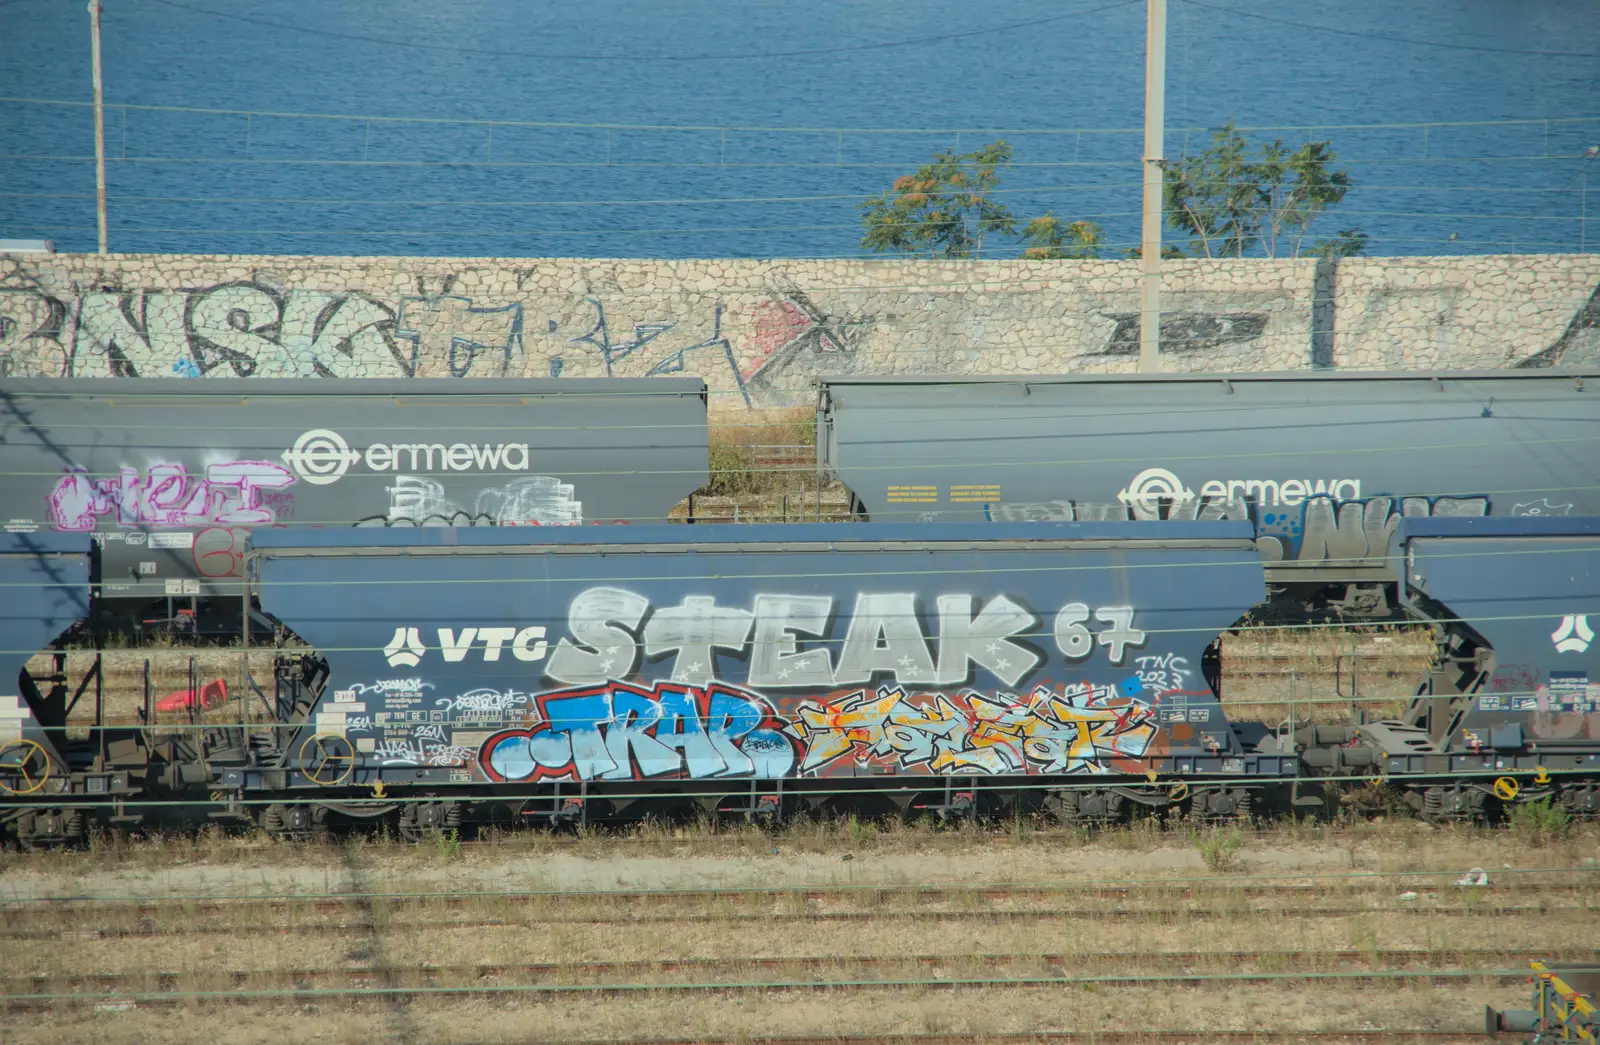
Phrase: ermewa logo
[
  {"left": 282, "top": 429, "right": 362, "bottom": 486},
  {"left": 1118, "top": 466, "right": 1361, "bottom": 517},
  {"left": 1552, "top": 615, "right": 1594, "bottom": 654},
  {"left": 383, "top": 626, "right": 549, "bottom": 667},
  {"left": 282, "top": 429, "right": 532, "bottom": 485}
]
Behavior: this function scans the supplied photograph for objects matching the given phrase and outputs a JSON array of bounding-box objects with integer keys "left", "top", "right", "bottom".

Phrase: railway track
[
  {"left": 0, "top": 966, "right": 1555, "bottom": 1011},
  {"left": 477, "top": 1035, "right": 1499, "bottom": 1045},
  {"left": 8, "top": 947, "right": 1592, "bottom": 997},
  {"left": 14, "top": 875, "right": 1594, "bottom": 917},
  {"left": 8, "top": 899, "right": 1592, "bottom": 941}
]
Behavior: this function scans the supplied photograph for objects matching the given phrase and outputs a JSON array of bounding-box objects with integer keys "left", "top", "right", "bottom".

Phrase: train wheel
[
  {"left": 397, "top": 800, "right": 462, "bottom": 843},
  {"left": 11, "top": 808, "right": 85, "bottom": 850},
  {"left": 1046, "top": 788, "right": 1125, "bottom": 827}
]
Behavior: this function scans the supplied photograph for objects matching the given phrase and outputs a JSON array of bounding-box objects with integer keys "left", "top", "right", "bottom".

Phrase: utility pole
[
  {"left": 1138, "top": 0, "right": 1166, "bottom": 373},
  {"left": 89, "top": 0, "right": 108, "bottom": 254}
]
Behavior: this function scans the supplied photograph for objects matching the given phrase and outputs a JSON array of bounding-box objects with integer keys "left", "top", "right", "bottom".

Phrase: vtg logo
[
  {"left": 1552, "top": 615, "right": 1594, "bottom": 654},
  {"left": 383, "top": 626, "right": 549, "bottom": 667}
]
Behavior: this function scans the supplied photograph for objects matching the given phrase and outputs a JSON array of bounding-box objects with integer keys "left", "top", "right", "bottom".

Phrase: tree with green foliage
[
  {"left": 1021, "top": 212, "right": 1104, "bottom": 259},
  {"left": 1162, "top": 119, "right": 1363, "bottom": 259},
  {"left": 859, "top": 141, "right": 1018, "bottom": 259}
]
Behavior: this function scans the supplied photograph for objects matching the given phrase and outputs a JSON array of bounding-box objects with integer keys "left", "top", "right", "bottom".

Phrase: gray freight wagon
[
  {"left": 0, "top": 378, "right": 709, "bottom": 631},
  {"left": 817, "top": 369, "right": 1599, "bottom": 615}
]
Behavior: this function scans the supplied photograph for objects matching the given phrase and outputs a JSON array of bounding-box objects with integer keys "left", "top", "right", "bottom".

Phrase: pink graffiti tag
[{"left": 48, "top": 461, "right": 296, "bottom": 531}]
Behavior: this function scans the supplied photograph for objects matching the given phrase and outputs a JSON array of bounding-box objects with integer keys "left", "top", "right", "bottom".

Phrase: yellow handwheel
[
  {"left": 1168, "top": 781, "right": 1189, "bottom": 802},
  {"left": 299, "top": 733, "right": 356, "bottom": 786},
  {"left": 0, "top": 740, "right": 50, "bottom": 795},
  {"left": 1493, "top": 776, "right": 1520, "bottom": 801}
]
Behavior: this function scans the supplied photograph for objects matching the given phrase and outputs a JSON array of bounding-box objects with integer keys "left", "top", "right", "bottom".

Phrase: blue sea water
[{"left": 0, "top": 0, "right": 1595, "bottom": 258}]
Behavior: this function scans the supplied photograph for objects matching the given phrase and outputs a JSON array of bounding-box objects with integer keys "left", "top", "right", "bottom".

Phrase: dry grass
[
  {"left": 6, "top": 814, "right": 1597, "bottom": 896},
  {"left": 14, "top": 906, "right": 1596, "bottom": 980},
  {"left": 3, "top": 819, "right": 1591, "bottom": 1045},
  {"left": 0, "top": 981, "right": 1540, "bottom": 1045},
  {"left": 1222, "top": 624, "right": 1437, "bottom": 722}
]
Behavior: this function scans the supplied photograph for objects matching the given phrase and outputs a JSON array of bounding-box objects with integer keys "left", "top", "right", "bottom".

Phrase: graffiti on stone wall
[
  {"left": 0, "top": 280, "right": 876, "bottom": 406},
  {"left": 3, "top": 261, "right": 1598, "bottom": 388},
  {"left": 0, "top": 286, "right": 71, "bottom": 377},
  {"left": 0, "top": 282, "right": 408, "bottom": 377},
  {"left": 1519, "top": 282, "right": 1600, "bottom": 368},
  {"left": 395, "top": 295, "right": 524, "bottom": 378},
  {"left": 559, "top": 299, "right": 754, "bottom": 403},
  {"left": 739, "top": 292, "right": 873, "bottom": 400},
  {"left": 1094, "top": 311, "right": 1269, "bottom": 356}
]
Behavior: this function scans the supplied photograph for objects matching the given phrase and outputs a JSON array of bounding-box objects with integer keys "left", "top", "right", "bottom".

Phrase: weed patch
[{"left": 1195, "top": 826, "right": 1247, "bottom": 872}]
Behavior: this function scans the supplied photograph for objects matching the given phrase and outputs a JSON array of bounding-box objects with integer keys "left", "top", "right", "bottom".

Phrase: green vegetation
[
  {"left": 1507, "top": 797, "right": 1570, "bottom": 847},
  {"left": 1194, "top": 825, "right": 1247, "bottom": 872},
  {"left": 860, "top": 123, "right": 1361, "bottom": 261},
  {"left": 859, "top": 140, "right": 1019, "bottom": 259},
  {"left": 1162, "top": 118, "right": 1364, "bottom": 259},
  {"left": 697, "top": 409, "right": 816, "bottom": 499},
  {"left": 1021, "top": 211, "right": 1105, "bottom": 259}
]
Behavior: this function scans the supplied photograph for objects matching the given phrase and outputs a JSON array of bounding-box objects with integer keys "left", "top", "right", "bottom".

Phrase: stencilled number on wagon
[{"left": 1054, "top": 603, "right": 1146, "bottom": 664}]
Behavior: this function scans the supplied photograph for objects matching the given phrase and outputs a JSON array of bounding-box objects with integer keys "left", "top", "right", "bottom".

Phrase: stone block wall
[{"left": 1, "top": 253, "right": 1595, "bottom": 409}]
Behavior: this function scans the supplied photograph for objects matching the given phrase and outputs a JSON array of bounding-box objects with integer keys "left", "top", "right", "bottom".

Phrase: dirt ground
[
  {"left": 3, "top": 817, "right": 1593, "bottom": 899},
  {"left": 2, "top": 820, "right": 1593, "bottom": 1045}
]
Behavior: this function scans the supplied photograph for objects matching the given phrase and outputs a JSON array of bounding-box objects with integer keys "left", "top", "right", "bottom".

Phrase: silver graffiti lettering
[
  {"left": 834, "top": 593, "right": 939, "bottom": 686},
  {"left": 545, "top": 586, "right": 650, "bottom": 683},
  {"left": 934, "top": 594, "right": 1039, "bottom": 687},
  {"left": 747, "top": 594, "right": 835, "bottom": 687},
  {"left": 642, "top": 596, "right": 756, "bottom": 684}
]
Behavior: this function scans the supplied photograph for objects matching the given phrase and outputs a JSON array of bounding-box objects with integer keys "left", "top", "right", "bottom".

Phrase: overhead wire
[
  {"left": 1, "top": 432, "right": 1596, "bottom": 481},
  {"left": 2, "top": 95, "right": 1594, "bottom": 137},
  {"left": 2, "top": 152, "right": 1592, "bottom": 169},
  {"left": 1174, "top": 0, "right": 1600, "bottom": 59},
  {"left": 138, "top": 0, "right": 1143, "bottom": 63},
  {"left": 3, "top": 544, "right": 1598, "bottom": 599},
  {"left": 0, "top": 224, "right": 1582, "bottom": 250}
]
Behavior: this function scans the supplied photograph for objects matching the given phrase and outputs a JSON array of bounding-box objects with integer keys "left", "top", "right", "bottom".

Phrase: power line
[
  {"left": 0, "top": 184, "right": 1144, "bottom": 209},
  {"left": 1, "top": 185, "right": 1591, "bottom": 209},
  {"left": 3, "top": 152, "right": 1590, "bottom": 171},
  {"left": 5, "top": 222, "right": 1579, "bottom": 250},
  {"left": 2, "top": 95, "right": 1594, "bottom": 138},
  {"left": 140, "top": 0, "right": 1142, "bottom": 63},
  {"left": 1175, "top": 0, "right": 1600, "bottom": 58}
]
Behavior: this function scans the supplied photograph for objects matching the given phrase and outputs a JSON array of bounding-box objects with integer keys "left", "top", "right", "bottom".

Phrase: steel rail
[
  {"left": 6, "top": 901, "right": 1590, "bottom": 941},
  {"left": 8, "top": 946, "right": 1595, "bottom": 997},
  {"left": 421, "top": 1034, "right": 1507, "bottom": 1045},
  {"left": 17, "top": 869, "right": 1595, "bottom": 907},
  {"left": 0, "top": 966, "right": 1571, "bottom": 1010}
]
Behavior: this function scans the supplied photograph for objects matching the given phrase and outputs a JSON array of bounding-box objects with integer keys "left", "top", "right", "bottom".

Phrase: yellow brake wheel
[
  {"left": 299, "top": 733, "right": 356, "bottom": 786},
  {"left": 0, "top": 739, "right": 51, "bottom": 795}
]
